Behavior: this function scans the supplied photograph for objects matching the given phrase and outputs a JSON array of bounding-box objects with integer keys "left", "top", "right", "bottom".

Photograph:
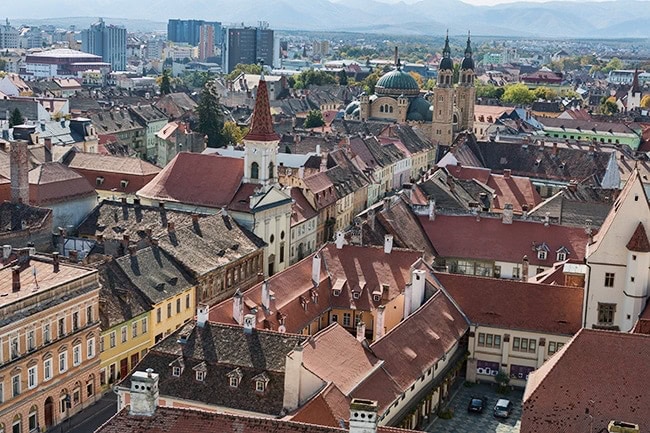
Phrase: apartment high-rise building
[
  {"left": 198, "top": 24, "right": 215, "bottom": 61},
  {"left": 222, "top": 25, "right": 276, "bottom": 74},
  {"left": 167, "top": 19, "right": 221, "bottom": 47},
  {"left": 81, "top": 18, "right": 127, "bottom": 71},
  {"left": 0, "top": 19, "right": 19, "bottom": 49}
]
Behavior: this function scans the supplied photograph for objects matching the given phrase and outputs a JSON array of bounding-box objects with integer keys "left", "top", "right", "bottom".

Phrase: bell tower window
[
  {"left": 251, "top": 162, "right": 259, "bottom": 179},
  {"left": 268, "top": 162, "right": 274, "bottom": 179}
]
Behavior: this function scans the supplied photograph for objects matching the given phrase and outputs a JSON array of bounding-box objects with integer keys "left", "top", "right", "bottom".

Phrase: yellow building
[
  {"left": 0, "top": 252, "right": 101, "bottom": 431},
  {"left": 96, "top": 246, "right": 196, "bottom": 391}
]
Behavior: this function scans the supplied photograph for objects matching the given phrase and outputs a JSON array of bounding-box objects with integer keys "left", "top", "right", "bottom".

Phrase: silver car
[{"left": 493, "top": 398, "right": 513, "bottom": 418}]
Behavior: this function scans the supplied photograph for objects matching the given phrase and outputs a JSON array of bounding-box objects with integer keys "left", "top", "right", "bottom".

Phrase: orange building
[{"left": 0, "top": 250, "right": 101, "bottom": 431}]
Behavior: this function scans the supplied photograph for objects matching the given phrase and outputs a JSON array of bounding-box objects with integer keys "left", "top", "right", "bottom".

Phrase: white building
[{"left": 584, "top": 169, "right": 650, "bottom": 331}]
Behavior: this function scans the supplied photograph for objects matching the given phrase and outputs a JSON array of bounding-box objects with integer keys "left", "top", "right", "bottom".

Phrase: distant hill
[{"left": 10, "top": 0, "right": 650, "bottom": 38}]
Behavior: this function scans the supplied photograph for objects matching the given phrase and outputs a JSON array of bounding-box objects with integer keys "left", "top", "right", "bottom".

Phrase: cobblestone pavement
[{"left": 426, "top": 382, "right": 523, "bottom": 433}]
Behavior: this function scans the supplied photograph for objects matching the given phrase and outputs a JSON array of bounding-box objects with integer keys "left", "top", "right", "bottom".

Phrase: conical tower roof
[
  {"left": 244, "top": 77, "right": 279, "bottom": 142},
  {"left": 461, "top": 32, "right": 475, "bottom": 70},
  {"left": 439, "top": 31, "right": 453, "bottom": 71}
]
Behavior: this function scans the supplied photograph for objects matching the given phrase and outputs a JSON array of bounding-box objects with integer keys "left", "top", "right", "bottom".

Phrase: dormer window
[
  {"left": 333, "top": 290, "right": 341, "bottom": 297},
  {"left": 252, "top": 372, "right": 269, "bottom": 393},
  {"left": 556, "top": 246, "right": 570, "bottom": 262},
  {"left": 120, "top": 180, "right": 129, "bottom": 189},
  {"left": 170, "top": 356, "right": 184, "bottom": 377},
  {"left": 227, "top": 367, "right": 243, "bottom": 388},
  {"left": 537, "top": 250, "right": 547, "bottom": 260},
  {"left": 196, "top": 371, "right": 205, "bottom": 381},
  {"left": 373, "top": 294, "right": 381, "bottom": 302},
  {"left": 535, "top": 242, "right": 550, "bottom": 260},
  {"left": 96, "top": 176, "right": 104, "bottom": 186},
  {"left": 172, "top": 366, "right": 181, "bottom": 377},
  {"left": 193, "top": 361, "right": 207, "bottom": 382},
  {"left": 353, "top": 291, "right": 361, "bottom": 300},
  {"left": 557, "top": 252, "right": 566, "bottom": 261}
]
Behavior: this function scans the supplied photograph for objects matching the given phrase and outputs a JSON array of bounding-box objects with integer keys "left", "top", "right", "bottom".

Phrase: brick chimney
[
  {"left": 233, "top": 290, "right": 244, "bottom": 325},
  {"left": 44, "top": 137, "right": 53, "bottom": 163},
  {"left": 69, "top": 250, "right": 78, "bottom": 263},
  {"left": 502, "top": 203, "right": 514, "bottom": 224},
  {"left": 12, "top": 266, "right": 21, "bottom": 292},
  {"left": 503, "top": 168, "right": 511, "bottom": 180},
  {"left": 356, "top": 321, "right": 366, "bottom": 342},
  {"left": 373, "top": 305, "right": 385, "bottom": 340},
  {"left": 428, "top": 199, "right": 436, "bottom": 221},
  {"left": 261, "top": 280, "right": 271, "bottom": 310},
  {"left": 522, "top": 255, "right": 529, "bottom": 282},
  {"left": 10, "top": 140, "right": 30, "bottom": 204}
]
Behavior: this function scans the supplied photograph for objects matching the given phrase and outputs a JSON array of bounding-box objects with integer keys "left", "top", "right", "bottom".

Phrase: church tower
[
  {"left": 243, "top": 72, "right": 280, "bottom": 186},
  {"left": 431, "top": 32, "right": 455, "bottom": 146},
  {"left": 627, "top": 69, "right": 642, "bottom": 111},
  {"left": 457, "top": 33, "right": 476, "bottom": 132}
]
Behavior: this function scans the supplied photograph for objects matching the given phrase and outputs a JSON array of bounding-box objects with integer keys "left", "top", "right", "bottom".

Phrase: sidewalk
[{"left": 51, "top": 392, "right": 117, "bottom": 433}]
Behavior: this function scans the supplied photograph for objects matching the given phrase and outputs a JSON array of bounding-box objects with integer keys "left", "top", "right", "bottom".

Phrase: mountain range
[{"left": 11, "top": 0, "right": 650, "bottom": 38}]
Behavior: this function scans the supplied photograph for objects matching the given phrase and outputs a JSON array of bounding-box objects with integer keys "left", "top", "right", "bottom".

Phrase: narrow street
[{"left": 53, "top": 392, "right": 117, "bottom": 433}]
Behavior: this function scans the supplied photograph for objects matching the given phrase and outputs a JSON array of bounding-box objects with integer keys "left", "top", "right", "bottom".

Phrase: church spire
[
  {"left": 631, "top": 68, "right": 641, "bottom": 94},
  {"left": 443, "top": 30, "right": 451, "bottom": 58},
  {"left": 465, "top": 31, "right": 472, "bottom": 56},
  {"left": 439, "top": 30, "right": 453, "bottom": 72},
  {"left": 244, "top": 75, "right": 279, "bottom": 142}
]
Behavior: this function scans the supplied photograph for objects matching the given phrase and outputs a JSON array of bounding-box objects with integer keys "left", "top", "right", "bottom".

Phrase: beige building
[{"left": 0, "top": 250, "right": 101, "bottom": 431}]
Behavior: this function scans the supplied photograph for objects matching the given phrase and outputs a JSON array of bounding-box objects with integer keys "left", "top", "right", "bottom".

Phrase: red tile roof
[
  {"left": 522, "top": 329, "right": 650, "bottom": 433},
  {"left": 353, "top": 289, "right": 468, "bottom": 413},
  {"left": 137, "top": 152, "right": 243, "bottom": 208},
  {"left": 289, "top": 382, "right": 350, "bottom": 427},
  {"left": 97, "top": 406, "right": 414, "bottom": 433},
  {"left": 28, "top": 162, "right": 96, "bottom": 205},
  {"left": 435, "top": 272, "right": 583, "bottom": 335},
  {"left": 420, "top": 214, "right": 590, "bottom": 267},
  {"left": 626, "top": 222, "right": 650, "bottom": 252},
  {"left": 244, "top": 78, "right": 280, "bottom": 142},
  {"left": 291, "top": 188, "right": 318, "bottom": 226},
  {"left": 302, "top": 324, "right": 382, "bottom": 395}
]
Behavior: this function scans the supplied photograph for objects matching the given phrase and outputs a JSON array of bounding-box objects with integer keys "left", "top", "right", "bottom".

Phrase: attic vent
[
  {"left": 168, "top": 277, "right": 178, "bottom": 285},
  {"left": 231, "top": 243, "right": 240, "bottom": 251},
  {"left": 217, "top": 250, "right": 226, "bottom": 257},
  {"left": 155, "top": 283, "right": 165, "bottom": 291}
]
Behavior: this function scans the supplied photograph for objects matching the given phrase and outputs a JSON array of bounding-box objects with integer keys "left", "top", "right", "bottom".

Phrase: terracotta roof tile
[
  {"left": 244, "top": 79, "right": 280, "bottom": 142},
  {"left": 420, "top": 214, "right": 590, "bottom": 267},
  {"left": 290, "top": 383, "right": 350, "bottom": 427},
  {"left": 302, "top": 324, "right": 382, "bottom": 395},
  {"left": 137, "top": 152, "right": 243, "bottom": 208},
  {"left": 522, "top": 329, "right": 650, "bottom": 433},
  {"left": 435, "top": 272, "right": 583, "bottom": 334},
  {"left": 626, "top": 222, "right": 650, "bottom": 252},
  {"left": 28, "top": 162, "right": 96, "bottom": 205},
  {"left": 98, "top": 406, "right": 415, "bottom": 433},
  {"left": 291, "top": 188, "right": 318, "bottom": 226}
]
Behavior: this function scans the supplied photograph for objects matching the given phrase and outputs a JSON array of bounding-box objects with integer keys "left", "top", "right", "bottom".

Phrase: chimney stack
[
  {"left": 167, "top": 222, "right": 175, "bottom": 233},
  {"left": 349, "top": 399, "right": 379, "bottom": 433},
  {"left": 503, "top": 168, "right": 511, "bottom": 180},
  {"left": 233, "top": 290, "right": 244, "bottom": 325},
  {"left": 312, "top": 252, "right": 321, "bottom": 286},
  {"left": 282, "top": 345, "right": 304, "bottom": 412},
  {"left": 522, "top": 255, "right": 529, "bottom": 282},
  {"left": 44, "top": 137, "right": 53, "bottom": 163},
  {"left": 2, "top": 244, "right": 11, "bottom": 259},
  {"left": 197, "top": 304, "right": 209, "bottom": 328},
  {"left": 384, "top": 234, "right": 394, "bottom": 254},
  {"left": 52, "top": 252, "right": 60, "bottom": 273},
  {"left": 243, "top": 313, "right": 256, "bottom": 334},
  {"left": 10, "top": 140, "right": 30, "bottom": 205},
  {"left": 373, "top": 305, "right": 386, "bottom": 340},
  {"left": 128, "top": 245, "right": 137, "bottom": 256},
  {"left": 411, "top": 269, "right": 426, "bottom": 312},
  {"left": 552, "top": 142, "right": 558, "bottom": 157},
  {"left": 69, "top": 250, "right": 78, "bottom": 263},
  {"left": 335, "top": 231, "right": 346, "bottom": 249},
  {"left": 129, "top": 369, "right": 160, "bottom": 417},
  {"left": 428, "top": 199, "right": 436, "bottom": 221},
  {"left": 502, "top": 203, "right": 514, "bottom": 224},
  {"left": 356, "top": 321, "right": 366, "bottom": 342},
  {"left": 403, "top": 283, "right": 413, "bottom": 319},
  {"left": 12, "top": 266, "right": 20, "bottom": 292},
  {"left": 261, "top": 280, "right": 271, "bottom": 310}
]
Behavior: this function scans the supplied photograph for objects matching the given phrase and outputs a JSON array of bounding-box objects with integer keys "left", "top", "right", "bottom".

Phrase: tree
[
  {"left": 533, "top": 86, "right": 558, "bottom": 101},
  {"left": 337, "top": 69, "right": 348, "bottom": 86},
  {"left": 360, "top": 67, "right": 384, "bottom": 95},
  {"left": 641, "top": 94, "right": 650, "bottom": 109},
  {"left": 601, "top": 99, "right": 619, "bottom": 115},
  {"left": 292, "top": 69, "right": 336, "bottom": 89},
  {"left": 9, "top": 108, "right": 23, "bottom": 127},
  {"left": 501, "top": 83, "right": 535, "bottom": 105},
  {"left": 495, "top": 370, "right": 511, "bottom": 393},
  {"left": 408, "top": 71, "right": 424, "bottom": 88},
  {"left": 221, "top": 121, "right": 247, "bottom": 145},
  {"left": 196, "top": 81, "right": 225, "bottom": 147},
  {"left": 602, "top": 57, "right": 623, "bottom": 74},
  {"left": 159, "top": 69, "right": 172, "bottom": 95},
  {"left": 304, "top": 110, "right": 325, "bottom": 129},
  {"left": 225, "top": 63, "right": 263, "bottom": 82}
]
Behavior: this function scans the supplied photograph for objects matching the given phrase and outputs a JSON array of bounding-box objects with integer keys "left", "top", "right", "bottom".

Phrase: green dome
[
  {"left": 407, "top": 97, "right": 433, "bottom": 122},
  {"left": 375, "top": 69, "right": 420, "bottom": 97}
]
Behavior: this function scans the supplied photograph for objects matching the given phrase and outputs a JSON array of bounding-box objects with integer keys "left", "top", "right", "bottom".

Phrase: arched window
[
  {"left": 389, "top": 105, "right": 393, "bottom": 113},
  {"left": 28, "top": 406, "right": 38, "bottom": 432},
  {"left": 268, "top": 162, "right": 274, "bottom": 179},
  {"left": 380, "top": 105, "right": 384, "bottom": 113},
  {"left": 251, "top": 162, "right": 259, "bottom": 179}
]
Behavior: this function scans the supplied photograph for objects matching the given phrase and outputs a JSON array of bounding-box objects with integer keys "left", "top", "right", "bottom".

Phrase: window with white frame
[
  {"left": 87, "top": 338, "right": 95, "bottom": 359},
  {"left": 537, "top": 250, "right": 547, "bottom": 260},
  {"left": 172, "top": 366, "right": 181, "bottom": 377},
  {"left": 73, "top": 345, "right": 81, "bottom": 367},
  {"left": 28, "top": 366, "right": 37, "bottom": 389},
  {"left": 557, "top": 251, "right": 566, "bottom": 261},
  {"left": 44, "top": 359, "right": 52, "bottom": 381},
  {"left": 132, "top": 322, "right": 138, "bottom": 338},
  {"left": 255, "top": 380, "right": 266, "bottom": 392},
  {"left": 142, "top": 317, "right": 148, "bottom": 334},
  {"left": 59, "top": 352, "right": 67, "bottom": 373},
  {"left": 109, "top": 332, "right": 116, "bottom": 348},
  {"left": 196, "top": 371, "right": 205, "bottom": 381},
  {"left": 10, "top": 337, "right": 19, "bottom": 359},
  {"left": 121, "top": 326, "right": 127, "bottom": 343},
  {"left": 229, "top": 376, "right": 239, "bottom": 387}
]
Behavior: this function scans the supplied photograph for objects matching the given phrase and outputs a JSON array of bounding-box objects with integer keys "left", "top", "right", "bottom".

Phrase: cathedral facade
[{"left": 345, "top": 34, "right": 476, "bottom": 146}]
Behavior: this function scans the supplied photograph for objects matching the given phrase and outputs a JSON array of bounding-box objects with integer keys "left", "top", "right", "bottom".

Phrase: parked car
[
  {"left": 493, "top": 399, "right": 513, "bottom": 418},
  {"left": 468, "top": 396, "right": 487, "bottom": 413}
]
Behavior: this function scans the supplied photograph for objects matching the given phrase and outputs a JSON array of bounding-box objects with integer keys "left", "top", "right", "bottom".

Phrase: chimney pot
[
  {"left": 197, "top": 304, "right": 209, "bottom": 328},
  {"left": 503, "top": 168, "right": 511, "bottom": 179},
  {"left": 191, "top": 213, "right": 199, "bottom": 223},
  {"left": 167, "top": 222, "right": 175, "bottom": 232},
  {"left": 69, "top": 250, "right": 78, "bottom": 263}
]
